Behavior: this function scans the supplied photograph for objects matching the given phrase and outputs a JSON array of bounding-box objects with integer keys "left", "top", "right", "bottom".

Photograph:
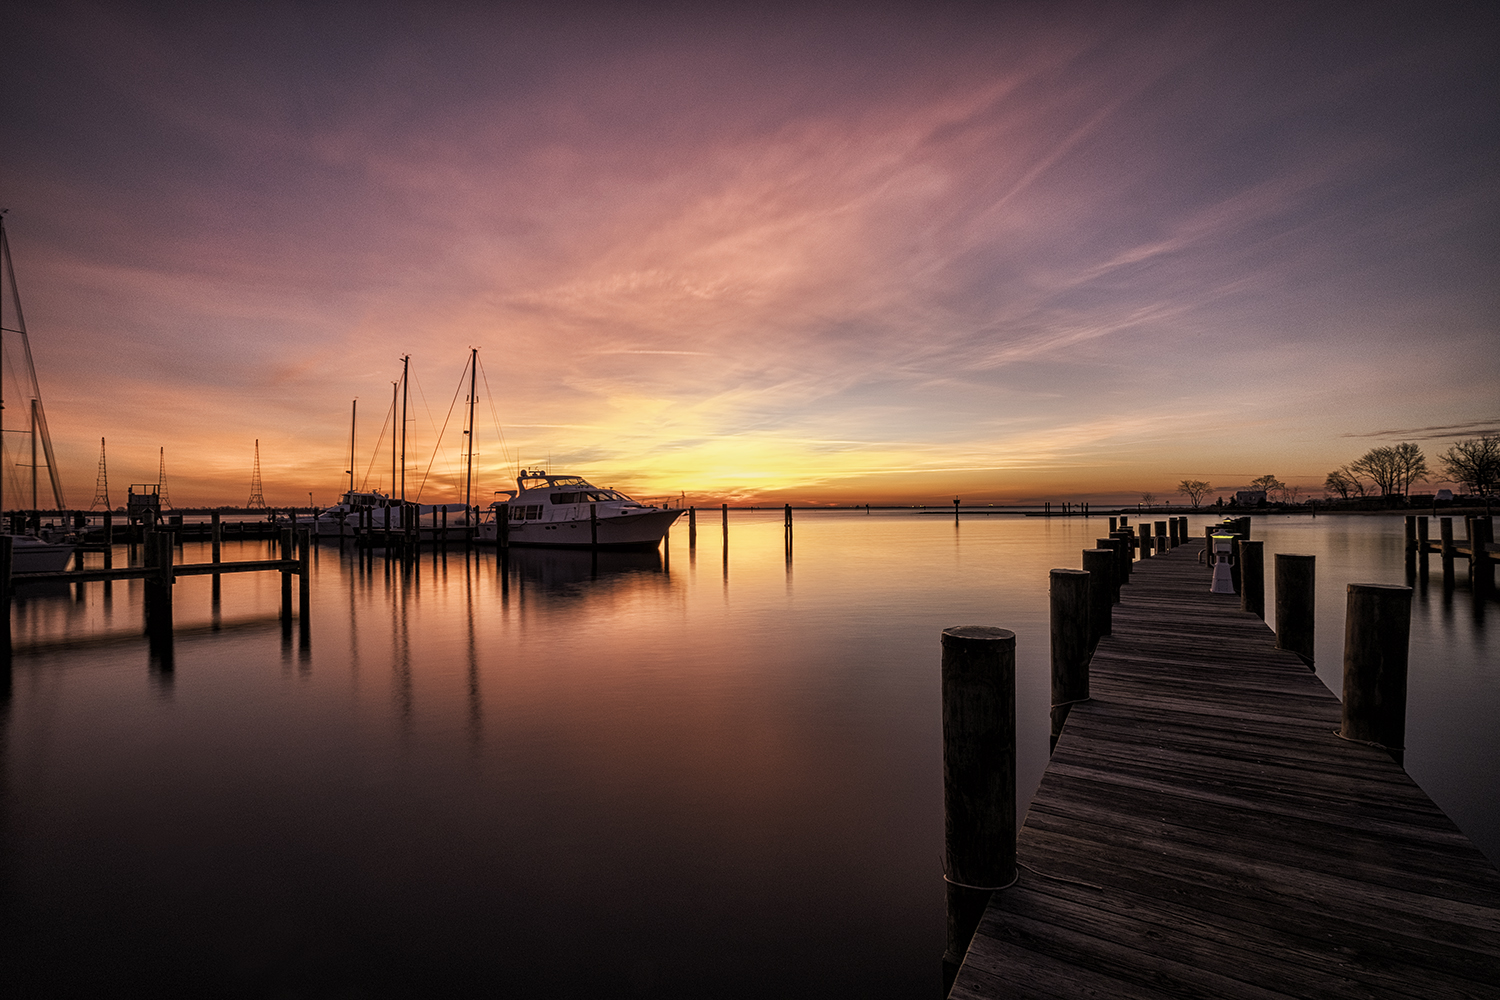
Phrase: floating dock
[{"left": 951, "top": 540, "right": 1500, "bottom": 998}]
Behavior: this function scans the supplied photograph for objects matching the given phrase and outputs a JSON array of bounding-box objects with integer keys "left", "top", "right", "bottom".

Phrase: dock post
[
  {"left": 211, "top": 511, "right": 221, "bottom": 563},
  {"left": 1474, "top": 517, "right": 1494, "bottom": 597},
  {"left": 1440, "top": 517, "right": 1455, "bottom": 588},
  {"left": 1274, "top": 553, "right": 1316, "bottom": 667},
  {"left": 103, "top": 511, "right": 113, "bottom": 546},
  {"left": 298, "top": 529, "right": 311, "bottom": 649},
  {"left": 1, "top": 535, "right": 12, "bottom": 668},
  {"left": 144, "top": 532, "right": 174, "bottom": 634},
  {"left": 1155, "top": 521, "right": 1168, "bottom": 552},
  {"left": 1238, "top": 539, "right": 1265, "bottom": 619},
  {"left": 1404, "top": 516, "right": 1417, "bottom": 579},
  {"left": 498, "top": 504, "right": 509, "bottom": 550},
  {"left": 590, "top": 503, "right": 598, "bottom": 550},
  {"left": 1096, "top": 539, "right": 1122, "bottom": 602},
  {"left": 280, "top": 528, "right": 294, "bottom": 628},
  {"left": 1416, "top": 516, "right": 1430, "bottom": 583},
  {"left": 941, "top": 625, "right": 1016, "bottom": 996},
  {"left": 1109, "top": 516, "right": 1117, "bottom": 532},
  {"left": 1137, "top": 522, "right": 1152, "bottom": 559},
  {"left": 1050, "top": 569, "right": 1091, "bottom": 751},
  {"left": 721, "top": 503, "right": 728, "bottom": 536},
  {"left": 1082, "top": 549, "right": 1113, "bottom": 647},
  {"left": 1340, "top": 583, "right": 1413, "bottom": 765},
  {"left": 689, "top": 506, "right": 696, "bottom": 547},
  {"left": 1111, "top": 530, "right": 1133, "bottom": 581}
]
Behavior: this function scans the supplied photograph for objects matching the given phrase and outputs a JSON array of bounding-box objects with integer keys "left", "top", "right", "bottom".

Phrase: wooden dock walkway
[{"left": 951, "top": 540, "right": 1500, "bottom": 999}]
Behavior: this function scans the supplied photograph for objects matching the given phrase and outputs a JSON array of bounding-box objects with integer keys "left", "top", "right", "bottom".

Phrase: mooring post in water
[
  {"left": 210, "top": 511, "right": 221, "bottom": 564},
  {"left": 721, "top": 503, "right": 728, "bottom": 536},
  {"left": 497, "top": 503, "right": 509, "bottom": 550},
  {"left": 0, "top": 535, "right": 13, "bottom": 664},
  {"left": 1238, "top": 539, "right": 1265, "bottom": 619},
  {"left": 1439, "top": 517, "right": 1456, "bottom": 588},
  {"left": 1416, "top": 516, "right": 1430, "bottom": 583},
  {"left": 940, "top": 625, "right": 1016, "bottom": 996},
  {"left": 1081, "top": 549, "right": 1113, "bottom": 647},
  {"left": 1050, "top": 569, "right": 1091, "bottom": 751},
  {"left": 1274, "top": 553, "right": 1316, "bottom": 667},
  {"left": 144, "top": 531, "right": 174, "bottom": 637},
  {"left": 1473, "top": 517, "right": 1495, "bottom": 597},
  {"left": 298, "top": 528, "right": 311, "bottom": 629},
  {"left": 688, "top": 506, "right": 696, "bottom": 547},
  {"left": 1096, "top": 539, "right": 1123, "bottom": 602},
  {"left": 1340, "top": 583, "right": 1413, "bottom": 765},
  {"left": 1404, "top": 516, "right": 1417, "bottom": 580},
  {"left": 280, "top": 528, "right": 294, "bottom": 626}
]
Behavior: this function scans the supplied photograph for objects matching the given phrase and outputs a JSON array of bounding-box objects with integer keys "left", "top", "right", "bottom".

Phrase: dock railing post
[
  {"left": 1050, "top": 568, "right": 1091, "bottom": 751},
  {"left": 0, "top": 535, "right": 12, "bottom": 667},
  {"left": 1081, "top": 550, "right": 1112, "bottom": 648},
  {"left": 280, "top": 527, "right": 294, "bottom": 629},
  {"left": 1154, "top": 521, "right": 1168, "bottom": 552},
  {"left": 1416, "top": 516, "right": 1430, "bottom": 582},
  {"left": 1111, "top": 530, "right": 1133, "bottom": 581},
  {"left": 1474, "top": 517, "right": 1494, "bottom": 597},
  {"left": 1238, "top": 539, "right": 1265, "bottom": 618},
  {"left": 1440, "top": 517, "right": 1455, "bottom": 588},
  {"left": 1340, "top": 583, "right": 1413, "bottom": 765},
  {"left": 1096, "top": 538, "right": 1122, "bottom": 602},
  {"left": 1274, "top": 553, "right": 1316, "bottom": 667},
  {"left": 1137, "top": 522, "right": 1152, "bottom": 559},
  {"left": 941, "top": 625, "right": 1016, "bottom": 996}
]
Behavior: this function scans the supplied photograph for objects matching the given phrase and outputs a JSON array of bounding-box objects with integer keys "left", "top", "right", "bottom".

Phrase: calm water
[{"left": 3, "top": 512, "right": 1495, "bottom": 997}]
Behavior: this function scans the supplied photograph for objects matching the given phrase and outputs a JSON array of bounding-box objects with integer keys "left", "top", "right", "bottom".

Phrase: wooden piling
[
  {"left": 497, "top": 503, "right": 509, "bottom": 549},
  {"left": 1238, "top": 539, "right": 1265, "bottom": 619},
  {"left": 1050, "top": 569, "right": 1091, "bottom": 751},
  {"left": 1274, "top": 553, "right": 1316, "bottom": 667},
  {"left": 722, "top": 503, "right": 728, "bottom": 535},
  {"left": 1154, "top": 521, "right": 1168, "bottom": 552},
  {"left": 1416, "top": 516, "right": 1429, "bottom": 580},
  {"left": 1340, "top": 583, "right": 1413, "bottom": 764},
  {"left": 1096, "top": 538, "right": 1122, "bottom": 602},
  {"left": 1137, "top": 523, "right": 1152, "bottom": 559},
  {"left": 941, "top": 625, "right": 1016, "bottom": 995},
  {"left": 590, "top": 503, "right": 598, "bottom": 550},
  {"left": 211, "top": 511, "right": 221, "bottom": 564},
  {"left": 688, "top": 506, "right": 697, "bottom": 546},
  {"left": 1404, "top": 515, "right": 1417, "bottom": 577},
  {"left": 1473, "top": 516, "right": 1494, "bottom": 596},
  {"left": 1111, "top": 530, "right": 1133, "bottom": 581},
  {"left": 1082, "top": 549, "right": 1113, "bottom": 647},
  {"left": 0, "top": 535, "right": 12, "bottom": 663},
  {"left": 280, "top": 528, "right": 294, "bottom": 625},
  {"left": 1440, "top": 517, "right": 1455, "bottom": 587},
  {"left": 1109, "top": 516, "right": 1117, "bottom": 532}
]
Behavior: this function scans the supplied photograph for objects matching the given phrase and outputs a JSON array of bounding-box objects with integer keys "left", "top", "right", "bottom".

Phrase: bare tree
[
  {"left": 1351, "top": 443, "right": 1428, "bottom": 496},
  {"left": 1439, "top": 435, "right": 1500, "bottom": 496},
  {"left": 1324, "top": 468, "right": 1355, "bottom": 499},
  {"left": 1248, "top": 474, "right": 1285, "bottom": 497},
  {"left": 1140, "top": 492, "right": 1156, "bottom": 508},
  {"left": 1177, "top": 479, "right": 1212, "bottom": 507}
]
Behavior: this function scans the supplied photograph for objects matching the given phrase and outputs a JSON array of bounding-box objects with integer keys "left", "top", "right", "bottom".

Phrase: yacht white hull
[
  {"left": 8, "top": 535, "right": 76, "bottom": 573},
  {"left": 480, "top": 507, "right": 682, "bottom": 550}
]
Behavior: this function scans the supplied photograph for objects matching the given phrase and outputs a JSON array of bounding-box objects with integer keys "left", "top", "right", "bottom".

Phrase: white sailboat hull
[{"left": 8, "top": 535, "right": 76, "bottom": 573}]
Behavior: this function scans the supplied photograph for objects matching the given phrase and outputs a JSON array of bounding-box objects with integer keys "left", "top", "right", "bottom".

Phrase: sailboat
[{"left": 0, "top": 212, "right": 77, "bottom": 572}]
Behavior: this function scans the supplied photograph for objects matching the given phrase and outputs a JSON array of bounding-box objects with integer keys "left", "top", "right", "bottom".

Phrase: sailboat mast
[
  {"left": 399, "top": 354, "right": 409, "bottom": 503},
  {"left": 348, "top": 398, "right": 357, "bottom": 494},
  {"left": 390, "top": 381, "right": 397, "bottom": 498},
  {"left": 465, "top": 347, "right": 477, "bottom": 510},
  {"left": 31, "top": 399, "right": 38, "bottom": 509}
]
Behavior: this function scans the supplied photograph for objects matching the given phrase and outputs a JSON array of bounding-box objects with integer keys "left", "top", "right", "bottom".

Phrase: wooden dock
[{"left": 951, "top": 540, "right": 1500, "bottom": 999}]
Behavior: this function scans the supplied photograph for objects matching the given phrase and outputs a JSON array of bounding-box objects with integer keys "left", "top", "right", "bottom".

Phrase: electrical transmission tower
[
  {"left": 157, "top": 446, "right": 171, "bottom": 509},
  {"left": 89, "top": 437, "right": 111, "bottom": 510},
  {"left": 246, "top": 439, "right": 266, "bottom": 508}
]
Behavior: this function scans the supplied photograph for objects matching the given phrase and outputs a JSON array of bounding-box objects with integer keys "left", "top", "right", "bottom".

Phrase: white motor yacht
[{"left": 479, "top": 471, "right": 682, "bottom": 549}]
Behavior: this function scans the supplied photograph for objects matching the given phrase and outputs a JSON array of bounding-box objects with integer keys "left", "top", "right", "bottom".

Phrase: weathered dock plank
[{"left": 951, "top": 542, "right": 1500, "bottom": 999}]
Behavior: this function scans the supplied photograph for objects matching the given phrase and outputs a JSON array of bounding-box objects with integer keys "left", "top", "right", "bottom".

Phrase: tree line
[{"left": 1166, "top": 434, "right": 1497, "bottom": 508}]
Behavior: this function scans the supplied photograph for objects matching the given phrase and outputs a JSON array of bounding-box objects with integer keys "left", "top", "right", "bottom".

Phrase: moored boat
[
  {"left": 306, "top": 489, "right": 476, "bottom": 539},
  {"left": 479, "top": 471, "right": 682, "bottom": 550},
  {"left": 7, "top": 533, "right": 76, "bottom": 573}
]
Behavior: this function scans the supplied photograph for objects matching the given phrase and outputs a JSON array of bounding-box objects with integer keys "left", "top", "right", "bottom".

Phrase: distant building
[
  {"left": 1235, "top": 490, "right": 1267, "bottom": 506},
  {"left": 1436, "top": 489, "right": 1454, "bottom": 502}
]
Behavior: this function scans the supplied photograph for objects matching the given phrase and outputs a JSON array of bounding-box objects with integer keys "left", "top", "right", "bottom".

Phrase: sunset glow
[{"left": 4, "top": 2, "right": 1496, "bottom": 507}]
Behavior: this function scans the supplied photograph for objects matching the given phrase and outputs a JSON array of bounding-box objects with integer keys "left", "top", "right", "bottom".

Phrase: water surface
[{"left": 3, "top": 511, "right": 1494, "bottom": 997}]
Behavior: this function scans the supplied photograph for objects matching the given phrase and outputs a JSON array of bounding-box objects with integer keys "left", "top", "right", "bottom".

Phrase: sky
[{"left": 2, "top": 0, "right": 1496, "bottom": 508}]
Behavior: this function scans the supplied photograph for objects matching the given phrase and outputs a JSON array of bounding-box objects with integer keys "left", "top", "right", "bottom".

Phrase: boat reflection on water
[{"left": 504, "top": 544, "right": 666, "bottom": 593}]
